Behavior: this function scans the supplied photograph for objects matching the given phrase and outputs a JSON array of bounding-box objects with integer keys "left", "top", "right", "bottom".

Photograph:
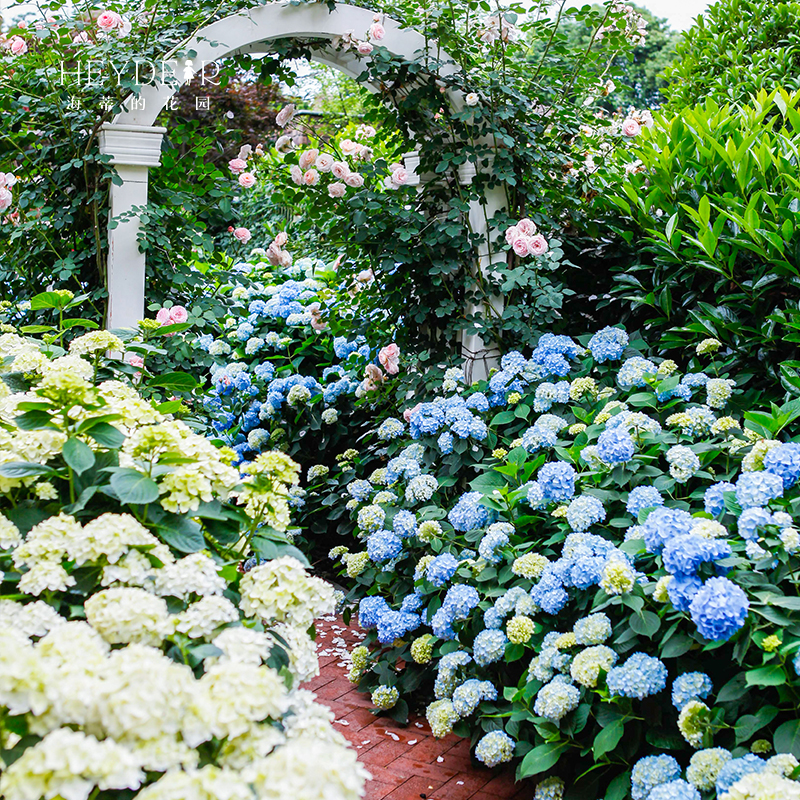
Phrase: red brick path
[{"left": 306, "top": 616, "right": 534, "bottom": 800}]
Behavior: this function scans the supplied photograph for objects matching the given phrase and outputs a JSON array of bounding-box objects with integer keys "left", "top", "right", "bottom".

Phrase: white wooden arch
[{"left": 98, "top": 1, "right": 504, "bottom": 377}]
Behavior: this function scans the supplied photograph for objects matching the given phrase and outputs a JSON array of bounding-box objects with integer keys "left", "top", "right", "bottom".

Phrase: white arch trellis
[{"left": 98, "top": 1, "right": 505, "bottom": 378}]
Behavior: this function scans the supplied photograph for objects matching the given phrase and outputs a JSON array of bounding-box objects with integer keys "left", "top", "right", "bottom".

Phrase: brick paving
[{"left": 306, "top": 616, "right": 534, "bottom": 800}]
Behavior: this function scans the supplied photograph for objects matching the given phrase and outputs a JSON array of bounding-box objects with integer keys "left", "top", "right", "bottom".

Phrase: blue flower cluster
[
  {"left": 689, "top": 576, "right": 749, "bottom": 641},
  {"left": 566, "top": 495, "right": 606, "bottom": 532},
  {"left": 521, "top": 413, "right": 568, "bottom": 453},
  {"left": 533, "top": 381, "right": 569, "bottom": 412},
  {"left": 596, "top": 427, "right": 635, "bottom": 464},
  {"left": 431, "top": 583, "right": 480, "bottom": 639},
  {"left": 367, "top": 530, "right": 402, "bottom": 563},
  {"left": 588, "top": 326, "right": 628, "bottom": 363},
  {"left": 538, "top": 462, "right": 576, "bottom": 502},
  {"left": 671, "top": 672, "right": 713, "bottom": 710},
  {"left": 426, "top": 553, "right": 460, "bottom": 587},
  {"left": 626, "top": 485, "right": 663, "bottom": 517},
  {"left": 606, "top": 652, "right": 667, "bottom": 699},
  {"left": 478, "top": 522, "right": 513, "bottom": 563},
  {"left": 452, "top": 679, "right": 497, "bottom": 717},
  {"left": 448, "top": 492, "right": 489, "bottom": 532},
  {"left": 735, "top": 471, "right": 784, "bottom": 509},
  {"left": 764, "top": 442, "right": 800, "bottom": 488},
  {"left": 357, "top": 596, "right": 420, "bottom": 644},
  {"left": 408, "top": 395, "right": 488, "bottom": 442}
]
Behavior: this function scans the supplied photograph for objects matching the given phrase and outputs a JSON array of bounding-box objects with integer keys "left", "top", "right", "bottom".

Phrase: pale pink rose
[
  {"left": 169, "top": 306, "right": 188, "bottom": 324},
  {"left": 384, "top": 175, "right": 397, "bottom": 190},
  {"left": 118, "top": 16, "right": 132, "bottom": 36},
  {"left": 315, "top": 153, "right": 335, "bottom": 172},
  {"left": 276, "top": 103, "right": 296, "bottom": 128},
  {"left": 233, "top": 227, "right": 251, "bottom": 243},
  {"left": 390, "top": 167, "right": 408, "bottom": 187},
  {"left": 299, "top": 149, "right": 319, "bottom": 170},
  {"left": 4, "top": 173, "right": 17, "bottom": 187},
  {"left": 228, "top": 158, "right": 247, "bottom": 174},
  {"left": 155, "top": 308, "right": 171, "bottom": 325},
  {"left": 528, "top": 234, "right": 549, "bottom": 256},
  {"left": 369, "top": 22, "right": 385, "bottom": 40},
  {"left": 504, "top": 225, "right": 519, "bottom": 245},
  {"left": 308, "top": 302, "right": 328, "bottom": 332},
  {"left": 340, "top": 139, "right": 359, "bottom": 156},
  {"left": 238, "top": 172, "right": 256, "bottom": 189},
  {"left": 8, "top": 36, "right": 27, "bottom": 55},
  {"left": 279, "top": 251, "right": 293, "bottom": 268},
  {"left": 237, "top": 144, "right": 252, "bottom": 161},
  {"left": 465, "top": 92, "right": 479, "bottom": 107},
  {"left": 517, "top": 218, "right": 537, "bottom": 236},
  {"left": 357, "top": 268, "right": 375, "bottom": 284},
  {"left": 622, "top": 118, "right": 641, "bottom": 137},
  {"left": 378, "top": 343, "right": 400, "bottom": 375},
  {"left": 275, "top": 135, "right": 293, "bottom": 153},
  {"left": 290, "top": 165, "right": 303, "bottom": 185},
  {"left": 267, "top": 243, "right": 282, "bottom": 266},
  {"left": 389, "top": 162, "right": 403, "bottom": 172},
  {"left": 96, "top": 10, "right": 122, "bottom": 31},
  {"left": 0, "top": 188, "right": 11, "bottom": 211},
  {"left": 357, "top": 124, "right": 376, "bottom": 139},
  {"left": 344, "top": 172, "right": 365, "bottom": 189},
  {"left": 403, "top": 402, "right": 422, "bottom": 423},
  {"left": 274, "top": 231, "right": 288, "bottom": 247},
  {"left": 356, "top": 41, "right": 373, "bottom": 55},
  {"left": 328, "top": 182, "right": 346, "bottom": 199},
  {"left": 303, "top": 169, "right": 320, "bottom": 186},
  {"left": 512, "top": 236, "right": 531, "bottom": 257},
  {"left": 363, "top": 363, "right": 384, "bottom": 391},
  {"left": 331, "top": 161, "right": 350, "bottom": 180},
  {"left": 127, "top": 354, "right": 144, "bottom": 368},
  {"left": 73, "top": 31, "right": 90, "bottom": 43}
]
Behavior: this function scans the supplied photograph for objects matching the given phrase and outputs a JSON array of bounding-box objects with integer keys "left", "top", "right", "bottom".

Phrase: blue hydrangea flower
[
  {"left": 530, "top": 570, "right": 569, "bottom": 614},
  {"left": 430, "top": 607, "right": 455, "bottom": 640},
  {"left": 526, "top": 481, "right": 546, "bottom": 509},
  {"left": 764, "top": 442, "right": 800, "bottom": 488},
  {"left": 566, "top": 495, "right": 606, "bottom": 532},
  {"left": 400, "top": 593, "right": 424, "bottom": 614},
  {"left": 672, "top": 672, "right": 713, "bottom": 710},
  {"left": 626, "top": 486, "right": 664, "bottom": 517},
  {"left": 689, "top": 577, "right": 749, "bottom": 641},
  {"left": 534, "top": 677, "right": 581, "bottom": 722},
  {"left": 607, "top": 652, "right": 667, "bottom": 699},
  {"left": 596, "top": 427, "right": 635, "bottom": 464},
  {"left": 393, "top": 510, "right": 418, "bottom": 538},
  {"left": 648, "top": 780, "right": 701, "bottom": 800},
  {"left": 359, "top": 596, "right": 390, "bottom": 628},
  {"left": 426, "top": 554, "right": 460, "bottom": 587},
  {"left": 347, "top": 480, "right": 373, "bottom": 503},
  {"left": 618, "top": 357, "right": 657, "bottom": 389},
  {"left": 735, "top": 471, "right": 784, "bottom": 509},
  {"left": 441, "top": 584, "right": 480, "bottom": 620},
  {"left": 376, "top": 610, "right": 420, "bottom": 644},
  {"left": 682, "top": 372, "right": 709, "bottom": 389},
  {"left": 642, "top": 506, "right": 694, "bottom": 552},
  {"left": 588, "top": 326, "right": 628, "bottom": 362},
  {"left": 378, "top": 417, "right": 406, "bottom": 440},
  {"left": 538, "top": 462, "right": 576, "bottom": 502},
  {"left": 715, "top": 755, "right": 765, "bottom": 796},
  {"left": 662, "top": 534, "right": 732, "bottom": 576},
  {"left": 667, "top": 574, "right": 703, "bottom": 612},
  {"left": 367, "top": 530, "right": 403, "bottom": 564},
  {"left": 448, "top": 492, "right": 489, "bottom": 532},
  {"left": 738, "top": 507, "right": 774, "bottom": 541},
  {"left": 438, "top": 431, "right": 454, "bottom": 454},
  {"left": 452, "top": 679, "right": 497, "bottom": 717},
  {"left": 465, "top": 392, "right": 489, "bottom": 412},
  {"left": 631, "top": 755, "right": 681, "bottom": 800},
  {"left": 704, "top": 481, "right": 736, "bottom": 516},
  {"left": 473, "top": 629, "right": 508, "bottom": 666},
  {"left": 478, "top": 522, "right": 512, "bottom": 563}
]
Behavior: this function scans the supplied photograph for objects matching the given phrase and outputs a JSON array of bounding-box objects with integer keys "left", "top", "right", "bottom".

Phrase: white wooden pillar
[{"left": 98, "top": 123, "right": 166, "bottom": 330}]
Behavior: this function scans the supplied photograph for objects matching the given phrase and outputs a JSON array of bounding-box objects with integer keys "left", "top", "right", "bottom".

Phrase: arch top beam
[{"left": 112, "top": 2, "right": 458, "bottom": 128}]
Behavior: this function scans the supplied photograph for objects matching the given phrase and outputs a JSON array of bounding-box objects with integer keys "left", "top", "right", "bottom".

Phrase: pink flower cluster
[
  {"left": 477, "top": 14, "right": 519, "bottom": 45},
  {"left": 289, "top": 148, "right": 366, "bottom": 199},
  {"left": 0, "top": 172, "right": 17, "bottom": 213},
  {"left": 155, "top": 305, "right": 188, "bottom": 326},
  {"left": 4, "top": 35, "right": 27, "bottom": 55},
  {"left": 362, "top": 341, "right": 401, "bottom": 392},
  {"left": 229, "top": 144, "right": 258, "bottom": 189},
  {"left": 383, "top": 163, "right": 408, "bottom": 190},
  {"left": 229, "top": 226, "right": 252, "bottom": 244},
  {"left": 620, "top": 108, "right": 653, "bottom": 138},
  {"left": 505, "top": 219, "right": 549, "bottom": 258},
  {"left": 336, "top": 15, "right": 386, "bottom": 57},
  {"left": 264, "top": 231, "right": 292, "bottom": 268},
  {"left": 96, "top": 10, "right": 131, "bottom": 36}
]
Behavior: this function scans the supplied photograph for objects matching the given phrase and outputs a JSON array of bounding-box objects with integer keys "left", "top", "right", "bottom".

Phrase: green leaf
[
  {"left": 605, "top": 771, "right": 631, "bottom": 800},
  {"left": 15, "top": 409, "right": 57, "bottom": 431},
  {"left": 85, "top": 422, "right": 125, "bottom": 448},
  {"left": 517, "top": 741, "right": 568, "bottom": 779},
  {"left": 630, "top": 610, "right": 661, "bottom": 638},
  {"left": 147, "top": 372, "right": 199, "bottom": 391},
  {"left": 155, "top": 516, "right": 205, "bottom": 553},
  {"left": 110, "top": 469, "right": 160, "bottom": 505},
  {"left": 0, "top": 462, "right": 56, "bottom": 478},
  {"left": 62, "top": 438, "right": 95, "bottom": 476},
  {"left": 593, "top": 719, "right": 625, "bottom": 760},
  {"left": 746, "top": 665, "right": 786, "bottom": 687},
  {"left": 30, "top": 291, "right": 70, "bottom": 310},
  {"left": 735, "top": 706, "right": 780, "bottom": 744},
  {"left": 774, "top": 720, "right": 800, "bottom": 757},
  {"left": 61, "top": 318, "right": 100, "bottom": 330}
]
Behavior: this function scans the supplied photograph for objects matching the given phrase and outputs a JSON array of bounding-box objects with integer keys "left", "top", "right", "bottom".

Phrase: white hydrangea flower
[
  {"left": 0, "top": 599, "right": 64, "bottom": 638},
  {"left": 211, "top": 627, "right": 274, "bottom": 666},
  {"left": 85, "top": 587, "right": 172, "bottom": 645},
  {"left": 153, "top": 553, "right": 226, "bottom": 600},
  {"left": 175, "top": 596, "right": 239, "bottom": 639}
]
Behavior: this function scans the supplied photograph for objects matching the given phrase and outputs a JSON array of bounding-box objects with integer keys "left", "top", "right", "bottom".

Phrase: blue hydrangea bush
[{"left": 328, "top": 328, "right": 800, "bottom": 798}]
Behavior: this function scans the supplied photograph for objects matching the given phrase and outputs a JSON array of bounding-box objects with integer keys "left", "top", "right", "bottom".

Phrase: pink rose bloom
[
  {"left": 504, "top": 225, "right": 520, "bottom": 245},
  {"left": 127, "top": 354, "right": 144, "bottom": 369},
  {"left": 517, "top": 218, "right": 537, "bottom": 236},
  {"left": 344, "top": 173, "right": 365, "bottom": 189},
  {"left": 622, "top": 118, "right": 641, "bottom": 137},
  {"left": 299, "top": 149, "right": 319, "bottom": 170},
  {"left": 0, "top": 188, "right": 12, "bottom": 211},
  {"left": 276, "top": 103, "right": 296, "bottom": 128},
  {"left": 275, "top": 135, "right": 293, "bottom": 153},
  {"left": 340, "top": 139, "right": 359, "bottom": 156},
  {"left": 389, "top": 162, "right": 403, "bottom": 172},
  {"left": 356, "top": 41, "right": 373, "bottom": 55},
  {"left": 528, "top": 234, "right": 549, "bottom": 256},
  {"left": 302, "top": 169, "right": 320, "bottom": 186},
  {"left": 155, "top": 308, "right": 171, "bottom": 325},
  {"left": 512, "top": 236, "right": 531, "bottom": 257},
  {"left": 315, "top": 153, "right": 334, "bottom": 172},
  {"left": 378, "top": 343, "right": 400, "bottom": 375},
  {"left": 96, "top": 10, "right": 122, "bottom": 31},
  {"left": 4, "top": 173, "right": 17, "bottom": 187},
  {"left": 233, "top": 227, "right": 251, "bottom": 243},
  {"left": 73, "top": 31, "right": 90, "bottom": 43},
  {"left": 363, "top": 363, "right": 384, "bottom": 391},
  {"left": 290, "top": 165, "right": 303, "bottom": 185},
  {"left": 308, "top": 302, "right": 328, "bottom": 332},
  {"left": 238, "top": 172, "right": 256, "bottom": 189},
  {"left": 274, "top": 231, "right": 288, "bottom": 247},
  {"left": 267, "top": 243, "right": 282, "bottom": 266},
  {"left": 279, "top": 251, "right": 293, "bottom": 268},
  {"left": 228, "top": 158, "right": 247, "bottom": 174},
  {"left": 390, "top": 167, "right": 408, "bottom": 186},
  {"left": 331, "top": 161, "right": 350, "bottom": 180},
  {"left": 384, "top": 175, "right": 397, "bottom": 190},
  {"left": 404, "top": 402, "right": 422, "bottom": 423},
  {"left": 369, "top": 22, "right": 385, "bottom": 40},
  {"left": 328, "top": 182, "right": 346, "bottom": 199},
  {"left": 8, "top": 36, "right": 27, "bottom": 55},
  {"left": 169, "top": 306, "right": 188, "bottom": 323},
  {"left": 357, "top": 268, "right": 375, "bottom": 284}
]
